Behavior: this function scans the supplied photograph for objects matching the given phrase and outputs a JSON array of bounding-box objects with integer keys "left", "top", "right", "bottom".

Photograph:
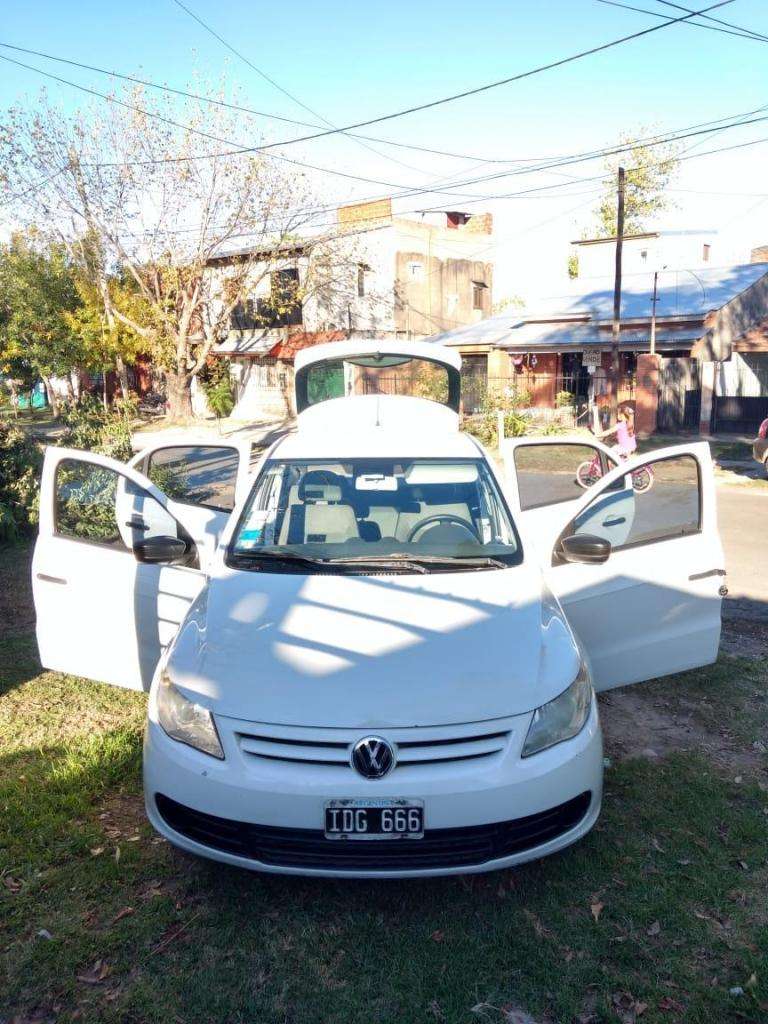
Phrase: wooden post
[
  {"left": 609, "top": 167, "right": 625, "bottom": 426},
  {"left": 497, "top": 409, "right": 505, "bottom": 448}
]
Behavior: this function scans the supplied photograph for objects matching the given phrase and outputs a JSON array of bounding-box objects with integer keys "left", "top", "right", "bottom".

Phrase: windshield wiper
[
  {"left": 229, "top": 550, "right": 430, "bottom": 574},
  {"left": 325, "top": 553, "right": 510, "bottom": 571}
]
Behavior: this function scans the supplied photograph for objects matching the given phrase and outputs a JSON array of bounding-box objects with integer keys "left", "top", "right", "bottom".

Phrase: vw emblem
[{"left": 351, "top": 736, "right": 395, "bottom": 779}]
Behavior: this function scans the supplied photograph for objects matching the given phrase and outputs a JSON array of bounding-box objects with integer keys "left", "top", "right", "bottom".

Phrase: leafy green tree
[
  {"left": 0, "top": 231, "right": 82, "bottom": 415},
  {"left": 593, "top": 133, "right": 680, "bottom": 237}
]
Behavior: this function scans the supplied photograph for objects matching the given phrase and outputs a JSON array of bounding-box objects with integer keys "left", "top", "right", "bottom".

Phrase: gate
[
  {"left": 712, "top": 361, "right": 768, "bottom": 434},
  {"left": 657, "top": 359, "right": 701, "bottom": 433}
]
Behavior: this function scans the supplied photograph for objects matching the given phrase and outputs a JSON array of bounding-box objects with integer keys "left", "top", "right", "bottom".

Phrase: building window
[
  {"left": 703, "top": 243, "right": 711, "bottom": 263},
  {"left": 407, "top": 260, "right": 424, "bottom": 280},
  {"left": 357, "top": 263, "right": 370, "bottom": 297},
  {"left": 472, "top": 280, "right": 487, "bottom": 310}
]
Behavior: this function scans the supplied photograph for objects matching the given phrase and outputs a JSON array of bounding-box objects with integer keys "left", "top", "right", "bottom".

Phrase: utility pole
[
  {"left": 649, "top": 269, "right": 658, "bottom": 357},
  {"left": 609, "top": 166, "right": 625, "bottom": 426}
]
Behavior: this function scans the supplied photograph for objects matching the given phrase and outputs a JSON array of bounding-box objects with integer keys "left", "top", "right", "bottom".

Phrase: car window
[
  {"left": 145, "top": 446, "right": 240, "bottom": 512},
  {"left": 513, "top": 443, "right": 616, "bottom": 511},
  {"left": 229, "top": 458, "right": 521, "bottom": 572},
  {"left": 55, "top": 459, "right": 188, "bottom": 551},
  {"left": 566, "top": 454, "right": 701, "bottom": 553}
]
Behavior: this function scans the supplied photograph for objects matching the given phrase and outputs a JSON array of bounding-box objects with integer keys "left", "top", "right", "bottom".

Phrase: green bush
[
  {"left": 199, "top": 358, "right": 235, "bottom": 419},
  {"left": 555, "top": 390, "right": 575, "bottom": 408},
  {"left": 0, "top": 420, "right": 43, "bottom": 540},
  {"left": 59, "top": 392, "right": 137, "bottom": 461}
]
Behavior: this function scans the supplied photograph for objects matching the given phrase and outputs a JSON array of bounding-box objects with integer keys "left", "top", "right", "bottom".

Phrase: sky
[{"left": 2, "top": 0, "right": 768, "bottom": 303}]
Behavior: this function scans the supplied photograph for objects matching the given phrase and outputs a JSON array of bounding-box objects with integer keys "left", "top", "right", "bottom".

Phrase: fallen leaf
[
  {"left": 745, "top": 973, "right": 758, "bottom": 990},
  {"left": 112, "top": 906, "right": 134, "bottom": 924},
  {"left": 658, "top": 995, "right": 685, "bottom": 1012},
  {"left": 647, "top": 920, "right": 661, "bottom": 936},
  {"left": 2, "top": 875, "right": 22, "bottom": 893},
  {"left": 37, "top": 928, "right": 53, "bottom": 940},
  {"left": 430, "top": 929, "right": 445, "bottom": 943},
  {"left": 89, "top": 847, "right": 104, "bottom": 857},
  {"left": 590, "top": 901, "right": 604, "bottom": 922},
  {"left": 76, "top": 959, "right": 111, "bottom": 985},
  {"left": 114, "top": 846, "right": 121, "bottom": 863}
]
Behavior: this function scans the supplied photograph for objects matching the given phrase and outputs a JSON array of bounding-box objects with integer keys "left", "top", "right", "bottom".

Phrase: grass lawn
[{"left": 1, "top": 545, "right": 767, "bottom": 1024}]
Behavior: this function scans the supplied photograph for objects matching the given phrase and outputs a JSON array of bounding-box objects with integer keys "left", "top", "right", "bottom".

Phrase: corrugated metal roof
[{"left": 428, "top": 263, "right": 768, "bottom": 351}]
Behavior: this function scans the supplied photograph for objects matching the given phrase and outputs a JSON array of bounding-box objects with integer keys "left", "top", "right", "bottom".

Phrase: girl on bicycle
[{"left": 597, "top": 405, "right": 637, "bottom": 459}]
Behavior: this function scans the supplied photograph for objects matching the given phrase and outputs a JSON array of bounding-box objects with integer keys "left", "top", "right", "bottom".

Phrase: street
[{"left": 717, "top": 485, "right": 768, "bottom": 619}]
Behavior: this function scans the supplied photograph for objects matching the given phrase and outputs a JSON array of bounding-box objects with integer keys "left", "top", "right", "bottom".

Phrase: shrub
[
  {"left": 0, "top": 420, "right": 43, "bottom": 540},
  {"left": 555, "top": 390, "right": 575, "bottom": 408},
  {"left": 198, "top": 357, "right": 235, "bottom": 419},
  {"left": 59, "top": 393, "right": 137, "bottom": 461}
]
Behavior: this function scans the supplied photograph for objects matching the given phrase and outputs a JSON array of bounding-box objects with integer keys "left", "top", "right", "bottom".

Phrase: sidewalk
[{"left": 131, "top": 414, "right": 295, "bottom": 457}]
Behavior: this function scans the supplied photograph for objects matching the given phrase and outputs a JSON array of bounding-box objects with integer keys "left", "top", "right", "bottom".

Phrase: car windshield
[{"left": 229, "top": 458, "right": 521, "bottom": 573}]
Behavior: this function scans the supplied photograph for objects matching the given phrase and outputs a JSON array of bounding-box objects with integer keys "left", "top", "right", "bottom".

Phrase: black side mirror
[
  {"left": 556, "top": 533, "right": 611, "bottom": 565},
  {"left": 133, "top": 535, "right": 190, "bottom": 565}
]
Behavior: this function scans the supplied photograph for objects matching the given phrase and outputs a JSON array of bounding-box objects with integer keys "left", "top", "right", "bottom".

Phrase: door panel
[
  {"left": 546, "top": 443, "right": 724, "bottom": 691},
  {"left": 33, "top": 448, "right": 205, "bottom": 691}
]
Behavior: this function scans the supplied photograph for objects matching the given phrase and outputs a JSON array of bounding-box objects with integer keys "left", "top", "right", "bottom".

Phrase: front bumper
[{"left": 143, "top": 701, "right": 603, "bottom": 878}]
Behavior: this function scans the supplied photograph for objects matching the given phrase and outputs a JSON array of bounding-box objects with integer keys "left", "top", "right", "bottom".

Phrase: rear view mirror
[
  {"left": 133, "top": 535, "right": 190, "bottom": 565},
  {"left": 556, "top": 533, "right": 611, "bottom": 565}
]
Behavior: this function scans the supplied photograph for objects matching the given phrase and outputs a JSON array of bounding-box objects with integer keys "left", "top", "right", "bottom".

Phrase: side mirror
[
  {"left": 556, "top": 533, "right": 611, "bottom": 565},
  {"left": 133, "top": 535, "right": 189, "bottom": 565}
]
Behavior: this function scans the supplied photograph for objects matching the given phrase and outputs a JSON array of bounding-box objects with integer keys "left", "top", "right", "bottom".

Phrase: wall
[
  {"left": 716, "top": 352, "right": 768, "bottom": 397},
  {"left": 575, "top": 232, "right": 717, "bottom": 279}
]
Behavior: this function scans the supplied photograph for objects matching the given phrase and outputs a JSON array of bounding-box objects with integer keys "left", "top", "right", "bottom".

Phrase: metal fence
[{"left": 463, "top": 372, "right": 636, "bottom": 417}]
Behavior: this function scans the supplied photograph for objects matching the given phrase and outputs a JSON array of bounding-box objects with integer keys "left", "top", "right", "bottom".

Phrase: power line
[
  {"left": 653, "top": 0, "right": 768, "bottom": 42},
  {"left": 5, "top": 33, "right": 766, "bottom": 196},
  {"left": 163, "top": 1, "right": 734, "bottom": 150},
  {"left": 168, "top": 0, "right": 433, "bottom": 176},
  {"left": 596, "top": 0, "right": 768, "bottom": 41}
]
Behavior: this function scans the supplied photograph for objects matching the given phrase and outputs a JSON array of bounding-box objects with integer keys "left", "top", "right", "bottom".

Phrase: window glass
[
  {"left": 568, "top": 454, "right": 700, "bottom": 552},
  {"left": 146, "top": 446, "right": 240, "bottom": 511},
  {"left": 55, "top": 460, "right": 183, "bottom": 550},
  {"left": 230, "top": 458, "right": 520, "bottom": 572},
  {"left": 514, "top": 444, "right": 615, "bottom": 511},
  {"left": 304, "top": 356, "right": 450, "bottom": 408}
]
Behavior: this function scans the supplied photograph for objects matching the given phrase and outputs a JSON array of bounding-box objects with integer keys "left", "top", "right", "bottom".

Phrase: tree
[
  {"left": 0, "top": 231, "right": 82, "bottom": 416},
  {"left": 592, "top": 133, "right": 680, "bottom": 237},
  {"left": 0, "top": 84, "right": 358, "bottom": 418}
]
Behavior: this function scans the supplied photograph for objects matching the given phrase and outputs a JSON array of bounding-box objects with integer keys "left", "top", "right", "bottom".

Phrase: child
[{"left": 597, "top": 405, "right": 637, "bottom": 458}]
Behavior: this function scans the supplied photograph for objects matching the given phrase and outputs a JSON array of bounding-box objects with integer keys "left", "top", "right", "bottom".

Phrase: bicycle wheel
[
  {"left": 576, "top": 460, "right": 602, "bottom": 489},
  {"left": 631, "top": 467, "right": 653, "bottom": 493}
]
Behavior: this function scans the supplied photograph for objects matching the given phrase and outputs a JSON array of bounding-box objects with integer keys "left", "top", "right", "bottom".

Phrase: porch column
[
  {"left": 699, "top": 360, "right": 716, "bottom": 436},
  {"left": 635, "top": 354, "right": 660, "bottom": 436}
]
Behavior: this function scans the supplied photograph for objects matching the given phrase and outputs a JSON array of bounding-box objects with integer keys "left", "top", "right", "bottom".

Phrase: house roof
[{"left": 429, "top": 264, "right": 768, "bottom": 352}]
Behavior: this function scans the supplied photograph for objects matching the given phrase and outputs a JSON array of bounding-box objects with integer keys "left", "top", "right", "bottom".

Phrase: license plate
[{"left": 324, "top": 799, "right": 424, "bottom": 840}]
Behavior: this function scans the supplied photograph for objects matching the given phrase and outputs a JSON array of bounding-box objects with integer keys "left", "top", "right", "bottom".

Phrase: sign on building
[{"left": 582, "top": 349, "right": 602, "bottom": 369}]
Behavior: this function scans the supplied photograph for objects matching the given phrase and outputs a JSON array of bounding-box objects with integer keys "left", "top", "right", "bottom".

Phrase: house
[
  {"left": 571, "top": 229, "right": 717, "bottom": 278},
  {"left": 430, "top": 262, "right": 768, "bottom": 435},
  {"left": 210, "top": 199, "right": 494, "bottom": 418}
]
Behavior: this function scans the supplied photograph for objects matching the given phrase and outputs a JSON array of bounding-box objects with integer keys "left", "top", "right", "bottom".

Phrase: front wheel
[
  {"left": 631, "top": 467, "right": 654, "bottom": 493},
  {"left": 576, "top": 460, "right": 602, "bottom": 489}
]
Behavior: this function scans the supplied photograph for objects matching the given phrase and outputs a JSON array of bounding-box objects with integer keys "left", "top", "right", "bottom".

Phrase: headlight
[
  {"left": 521, "top": 664, "right": 592, "bottom": 758},
  {"left": 156, "top": 670, "right": 224, "bottom": 759}
]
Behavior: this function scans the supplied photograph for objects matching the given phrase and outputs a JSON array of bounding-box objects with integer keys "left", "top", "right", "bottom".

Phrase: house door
[{"left": 461, "top": 355, "right": 488, "bottom": 414}]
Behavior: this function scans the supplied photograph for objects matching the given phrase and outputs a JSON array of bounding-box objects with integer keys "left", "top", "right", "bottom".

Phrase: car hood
[{"left": 168, "top": 564, "right": 581, "bottom": 728}]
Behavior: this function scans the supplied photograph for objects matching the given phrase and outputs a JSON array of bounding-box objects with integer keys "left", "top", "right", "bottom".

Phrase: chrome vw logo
[{"left": 351, "top": 736, "right": 395, "bottom": 779}]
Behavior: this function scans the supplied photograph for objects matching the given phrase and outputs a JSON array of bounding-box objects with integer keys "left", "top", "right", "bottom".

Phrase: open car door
[
  {"left": 33, "top": 447, "right": 207, "bottom": 691},
  {"left": 129, "top": 438, "right": 252, "bottom": 564},
  {"left": 543, "top": 443, "right": 724, "bottom": 691},
  {"left": 501, "top": 436, "right": 619, "bottom": 560}
]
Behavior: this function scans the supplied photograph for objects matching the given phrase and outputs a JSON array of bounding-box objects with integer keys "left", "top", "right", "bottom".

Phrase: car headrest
[{"left": 298, "top": 470, "right": 344, "bottom": 504}]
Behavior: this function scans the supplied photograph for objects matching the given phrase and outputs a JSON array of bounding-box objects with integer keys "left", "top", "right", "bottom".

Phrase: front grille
[
  {"left": 234, "top": 721, "right": 512, "bottom": 772},
  {"left": 155, "top": 791, "right": 592, "bottom": 871}
]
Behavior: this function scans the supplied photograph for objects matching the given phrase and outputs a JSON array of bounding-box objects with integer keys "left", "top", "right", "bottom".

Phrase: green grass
[{"left": 2, "top": 548, "right": 767, "bottom": 1023}]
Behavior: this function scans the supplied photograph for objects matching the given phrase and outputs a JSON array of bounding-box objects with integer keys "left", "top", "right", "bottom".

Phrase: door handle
[
  {"left": 36, "top": 573, "right": 67, "bottom": 585},
  {"left": 602, "top": 516, "right": 626, "bottom": 527},
  {"left": 689, "top": 569, "right": 727, "bottom": 581},
  {"left": 125, "top": 519, "right": 149, "bottom": 531}
]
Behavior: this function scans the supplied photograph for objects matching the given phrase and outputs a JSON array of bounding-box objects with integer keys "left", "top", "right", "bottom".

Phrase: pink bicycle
[{"left": 576, "top": 450, "right": 654, "bottom": 494}]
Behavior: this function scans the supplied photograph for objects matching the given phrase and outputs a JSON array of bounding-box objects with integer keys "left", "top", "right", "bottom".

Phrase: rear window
[{"left": 296, "top": 355, "right": 458, "bottom": 413}]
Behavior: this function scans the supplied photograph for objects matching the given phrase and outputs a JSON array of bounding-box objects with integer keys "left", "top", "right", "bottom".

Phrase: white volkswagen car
[{"left": 32, "top": 341, "right": 725, "bottom": 877}]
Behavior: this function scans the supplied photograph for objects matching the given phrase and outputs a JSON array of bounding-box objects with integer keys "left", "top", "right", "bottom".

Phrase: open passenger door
[
  {"left": 33, "top": 448, "right": 207, "bottom": 691},
  {"left": 541, "top": 443, "right": 724, "bottom": 691}
]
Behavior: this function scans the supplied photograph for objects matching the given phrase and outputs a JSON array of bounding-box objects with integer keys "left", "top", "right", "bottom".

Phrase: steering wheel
[{"left": 407, "top": 514, "right": 480, "bottom": 544}]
